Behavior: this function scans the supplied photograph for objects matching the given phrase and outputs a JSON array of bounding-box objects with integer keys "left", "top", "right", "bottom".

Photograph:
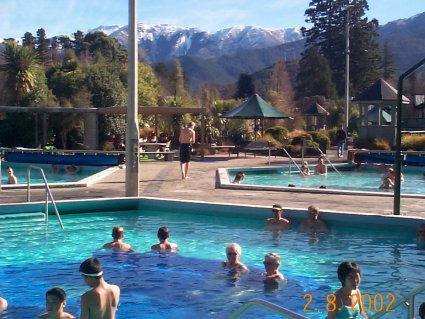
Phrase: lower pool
[
  {"left": 0, "top": 199, "right": 424, "bottom": 318},
  {"left": 225, "top": 164, "right": 425, "bottom": 196},
  {"left": 0, "top": 162, "right": 118, "bottom": 187}
]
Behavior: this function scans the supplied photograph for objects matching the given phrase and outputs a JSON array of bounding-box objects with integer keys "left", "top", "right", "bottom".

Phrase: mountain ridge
[{"left": 89, "top": 23, "right": 303, "bottom": 63}]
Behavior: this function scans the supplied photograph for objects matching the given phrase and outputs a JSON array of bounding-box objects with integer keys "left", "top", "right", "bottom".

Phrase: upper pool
[
  {"left": 223, "top": 164, "right": 425, "bottom": 196},
  {"left": 0, "top": 161, "right": 119, "bottom": 188},
  {"left": 0, "top": 198, "right": 424, "bottom": 318}
]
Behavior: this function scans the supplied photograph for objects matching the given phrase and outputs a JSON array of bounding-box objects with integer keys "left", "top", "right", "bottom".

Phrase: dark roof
[
  {"left": 353, "top": 79, "right": 410, "bottom": 104},
  {"left": 302, "top": 103, "right": 330, "bottom": 116},
  {"left": 220, "top": 94, "right": 293, "bottom": 119}
]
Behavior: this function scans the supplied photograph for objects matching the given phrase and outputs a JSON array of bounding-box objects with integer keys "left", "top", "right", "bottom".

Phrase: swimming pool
[
  {"left": 0, "top": 162, "right": 119, "bottom": 189},
  {"left": 0, "top": 198, "right": 424, "bottom": 318},
  {"left": 222, "top": 164, "right": 425, "bottom": 196}
]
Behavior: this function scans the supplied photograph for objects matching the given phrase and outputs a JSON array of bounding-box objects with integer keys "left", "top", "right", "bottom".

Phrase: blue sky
[{"left": 0, "top": 0, "right": 423, "bottom": 40}]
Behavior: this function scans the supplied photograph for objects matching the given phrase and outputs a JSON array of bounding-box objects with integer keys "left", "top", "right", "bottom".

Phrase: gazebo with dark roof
[
  {"left": 302, "top": 102, "right": 330, "bottom": 131},
  {"left": 353, "top": 79, "right": 410, "bottom": 144}
]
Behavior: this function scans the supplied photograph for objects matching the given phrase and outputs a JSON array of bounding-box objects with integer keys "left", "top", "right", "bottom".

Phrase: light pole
[
  {"left": 126, "top": 0, "right": 139, "bottom": 197},
  {"left": 344, "top": 4, "right": 354, "bottom": 132}
]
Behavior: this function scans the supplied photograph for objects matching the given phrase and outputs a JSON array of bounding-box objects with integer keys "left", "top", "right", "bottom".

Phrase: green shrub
[
  {"left": 308, "top": 131, "right": 331, "bottom": 148},
  {"left": 265, "top": 126, "right": 289, "bottom": 144},
  {"left": 261, "top": 133, "right": 281, "bottom": 147},
  {"left": 291, "top": 133, "right": 318, "bottom": 148},
  {"left": 285, "top": 144, "right": 302, "bottom": 157}
]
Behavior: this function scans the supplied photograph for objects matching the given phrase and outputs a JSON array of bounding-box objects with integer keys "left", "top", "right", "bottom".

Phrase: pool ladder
[
  {"left": 226, "top": 299, "right": 308, "bottom": 319},
  {"left": 26, "top": 165, "right": 64, "bottom": 229},
  {"left": 317, "top": 148, "right": 341, "bottom": 175},
  {"left": 281, "top": 147, "right": 302, "bottom": 174},
  {"left": 227, "top": 283, "right": 425, "bottom": 319},
  {"left": 368, "top": 283, "right": 425, "bottom": 319}
]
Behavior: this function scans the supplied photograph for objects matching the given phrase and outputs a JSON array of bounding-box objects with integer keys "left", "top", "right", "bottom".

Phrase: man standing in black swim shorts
[{"left": 179, "top": 121, "right": 196, "bottom": 179}]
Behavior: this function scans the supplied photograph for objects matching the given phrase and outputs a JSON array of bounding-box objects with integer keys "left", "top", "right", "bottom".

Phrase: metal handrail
[
  {"left": 317, "top": 148, "right": 341, "bottom": 175},
  {"left": 281, "top": 147, "right": 302, "bottom": 174},
  {"left": 26, "top": 165, "right": 64, "bottom": 229},
  {"left": 226, "top": 298, "right": 309, "bottom": 319},
  {"left": 369, "top": 283, "right": 425, "bottom": 319}
]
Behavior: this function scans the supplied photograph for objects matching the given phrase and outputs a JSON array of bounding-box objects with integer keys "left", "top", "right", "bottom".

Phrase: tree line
[{"left": 0, "top": 0, "right": 403, "bottom": 149}]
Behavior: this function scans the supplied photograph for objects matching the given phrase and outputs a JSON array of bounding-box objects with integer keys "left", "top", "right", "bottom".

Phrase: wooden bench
[
  {"left": 209, "top": 145, "right": 237, "bottom": 157},
  {"left": 235, "top": 141, "right": 276, "bottom": 158}
]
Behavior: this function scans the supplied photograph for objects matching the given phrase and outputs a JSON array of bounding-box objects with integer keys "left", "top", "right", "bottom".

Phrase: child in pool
[{"left": 38, "top": 287, "right": 75, "bottom": 319}]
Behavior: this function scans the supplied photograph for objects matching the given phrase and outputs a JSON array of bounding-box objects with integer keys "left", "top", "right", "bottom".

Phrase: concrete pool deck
[{"left": 1, "top": 151, "right": 425, "bottom": 218}]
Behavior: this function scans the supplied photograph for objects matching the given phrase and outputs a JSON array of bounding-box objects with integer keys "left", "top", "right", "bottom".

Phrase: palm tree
[{"left": 0, "top": 40, "right": 41, "bottom": 105}]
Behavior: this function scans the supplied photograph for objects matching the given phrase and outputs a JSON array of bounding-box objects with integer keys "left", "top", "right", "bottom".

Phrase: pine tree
[
  {"left": 36, "top": 28, "right": 51, "bottom": 66},
  {"left": 295, "top": 46, "right": 336, "bottom": 99},
  {"left": 234, "top": 73, "right": 255, "bottom": 99},
  {"left": 22, "top": 32, "right": 35, "bottom": 49},
  {"left": 169, "top": 59, "right": 190, "bottom": 105},
  {"left": 380, "top": 42, "right": 397, "bottom": 80},
  {"left": 303, "top": 0, "right": 381, "bottom": 96}
]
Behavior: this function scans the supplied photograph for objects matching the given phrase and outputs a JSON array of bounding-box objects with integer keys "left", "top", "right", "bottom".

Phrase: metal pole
[
  {"left": 27, "top": 167, "right": 31, "bottom": 202},
  {"left": 393, "top": 56, "right": 425, "bottom": 214},
  {"left": 344, "top": 5, "right": 352, "bottom": 132},
  {"left": 125, "top": 0, "right": 140, "bottom": 197}
]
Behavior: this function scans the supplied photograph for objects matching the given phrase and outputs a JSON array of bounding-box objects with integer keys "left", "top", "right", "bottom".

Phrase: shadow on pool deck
[{"left": 1, "top": 150, "right": 425, "bottom": 218}]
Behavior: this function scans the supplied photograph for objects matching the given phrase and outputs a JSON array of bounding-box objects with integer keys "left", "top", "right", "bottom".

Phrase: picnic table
[{"left": 139, "top": 142, "right": 174, "bottom": 160}]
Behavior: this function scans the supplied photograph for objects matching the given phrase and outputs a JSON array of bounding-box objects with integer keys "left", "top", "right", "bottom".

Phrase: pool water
[
  {"left": 1, "top": 162, "right": 108, "bottom": 185},
  {"left": 228, "top": 164, "right": 425, "bottom": 195},
  {"left": 0, "top": 208, "right": 423, "bottom": 319}
]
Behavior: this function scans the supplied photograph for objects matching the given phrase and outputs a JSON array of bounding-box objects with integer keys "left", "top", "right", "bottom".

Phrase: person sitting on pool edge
[
  {"left": 265, "top": 204, "right": 290, "bottom": 228},
  {"left": 103, "top": 226, "right": 135, "bottom": 252},
  {"left": 222, "top": 243, "right": 248, "bottom": 271},
  {"left": 38, "top": 287, "right": 75, "bottom": 319},
  {"left": 300, "top": 205, "right": 327, "bottom": 233},
  {"left": 314, "top": 156, "right": 327, "bottom": 175},
  {"left": 232, "top": 171, "right": 245, "bottom": 184},
  {"left": 79, "top": 257, "right": 120, "bottom": 319},
  {"left": 151, "top": 226, "right": 178, "bottom": 252}
]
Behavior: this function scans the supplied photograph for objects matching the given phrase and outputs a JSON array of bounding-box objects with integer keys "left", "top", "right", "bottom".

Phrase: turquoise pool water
[
  {"left": 0, "top": 204, "right": 424, "bottom": 318},
  {"left": 228, "top": 164, "right": 425, "bottom": 195},
  {"left": 1, "top": 162, "right": 109, "bottom": 185}
]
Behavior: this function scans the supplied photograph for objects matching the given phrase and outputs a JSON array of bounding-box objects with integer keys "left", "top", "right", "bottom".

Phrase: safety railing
[
  {"left": 369, "top": 283, "right": 425, "bottom": 319},
  {"left": 226, "top": 298, "right": 309, "bottom": 319},
  {"left": 281, "top": 147, "right": 302, "bottom": 174},
  {"left": 26, "top": 165, "right": 64, "bottom": 229},
  {"left": 316, "top": 148, "right": 341, "bottom": 175}
]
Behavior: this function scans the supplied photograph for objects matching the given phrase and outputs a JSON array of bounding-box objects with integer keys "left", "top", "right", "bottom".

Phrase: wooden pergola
[{"left": 0, "top": 106, "right": 207, "bottom": 156}]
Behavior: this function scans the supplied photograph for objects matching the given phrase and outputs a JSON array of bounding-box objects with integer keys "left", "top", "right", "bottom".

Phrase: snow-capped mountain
[
  {"left": 88, "top": 25, "right": 123, "bottom": 36},
  {"left": 92, "top": 23, "right": 303, "bottom": 63}
]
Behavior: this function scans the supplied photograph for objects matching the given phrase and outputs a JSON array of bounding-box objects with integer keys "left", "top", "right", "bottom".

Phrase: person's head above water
[
  {"left": 112, "top": 226, "right": 124, "bottom": 240},
  {"left": 337, "top": 261, "right": 361, "bottom": 287},
  {"left": 79, "top": 257, "right": 103, "bottom": 277},
  {"left": 157, "top": 226, "right": 170, "bottom": 241}
]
